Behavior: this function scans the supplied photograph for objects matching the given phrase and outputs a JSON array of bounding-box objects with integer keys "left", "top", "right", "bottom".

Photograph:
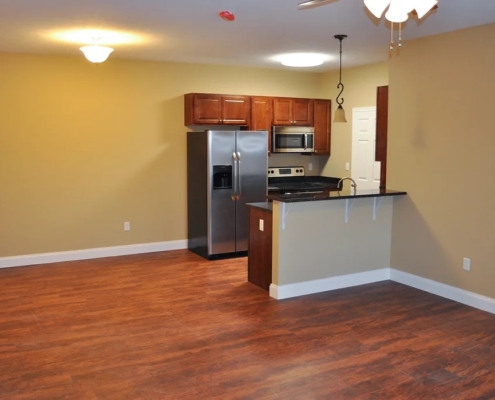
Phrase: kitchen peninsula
[{"left": 248, "top": 188, "right": 407, "bottom": 300}]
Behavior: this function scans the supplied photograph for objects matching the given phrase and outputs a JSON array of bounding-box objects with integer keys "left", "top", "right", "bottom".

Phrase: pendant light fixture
[
  {"left": 333, "top": 34, "right": 347, "bottom": 123},
  {"left": 80, "top": 37, "right": 114, "bottom": 63}
]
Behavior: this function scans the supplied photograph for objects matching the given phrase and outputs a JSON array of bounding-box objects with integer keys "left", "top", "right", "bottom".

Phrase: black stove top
[{"left": 269, "top": 181, "right": 326, "bottom": 191}]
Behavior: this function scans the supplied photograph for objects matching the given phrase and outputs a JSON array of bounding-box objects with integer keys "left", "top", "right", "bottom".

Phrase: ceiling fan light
[
  {"left": 398, "top": 0, "right": 416, "bottom": 14},
  {"left": 364, "top": 0, "right": 391, "bottom": 18},
  {"left": 80, "top": 45, "right": 114, "bottom": 63},
  {"left": 414, "top": 0, "right": 438, "bottom": 19},
  {"left": 385, "top": 0, "right": 409, "bottom": 22}
]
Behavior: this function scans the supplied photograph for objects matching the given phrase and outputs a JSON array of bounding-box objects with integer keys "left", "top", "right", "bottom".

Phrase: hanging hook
[{"left": 336, "top": 82, "right": 344, "bottom": 106}]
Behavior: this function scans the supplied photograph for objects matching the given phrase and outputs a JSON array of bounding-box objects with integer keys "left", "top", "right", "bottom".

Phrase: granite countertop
[
  {"left": 266, "top": 188, "right": 407, "bottom": 203},
  {"left": 246, "top": 202, "right": 273, "bottom": 211}
]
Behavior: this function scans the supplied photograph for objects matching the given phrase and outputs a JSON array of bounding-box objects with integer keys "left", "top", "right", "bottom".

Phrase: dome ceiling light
[{"left": 80, "top": 37, "right": 114, "bottom": 63}]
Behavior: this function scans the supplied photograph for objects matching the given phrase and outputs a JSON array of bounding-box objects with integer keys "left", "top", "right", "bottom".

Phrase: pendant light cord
[{"left": 334, "top": 35, "right": 347, "bottom": 107}]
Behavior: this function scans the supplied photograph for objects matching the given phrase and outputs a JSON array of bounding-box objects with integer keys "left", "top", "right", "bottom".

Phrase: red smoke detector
[{"left": 219, "top": 10, "right": 235, "bottom": 21}]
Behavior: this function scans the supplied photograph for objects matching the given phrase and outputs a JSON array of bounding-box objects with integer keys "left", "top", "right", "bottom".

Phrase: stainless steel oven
[
  {"left": 268, "top": 166, "right": 329, "bottom": 194},
  {"left": 272, "top": 126, "right": 314, "bottom": 153}
]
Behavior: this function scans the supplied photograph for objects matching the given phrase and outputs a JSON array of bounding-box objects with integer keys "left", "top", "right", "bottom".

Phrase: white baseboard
[
  {"left": 390, "top": 268, "right": 495, "bottom": 315},
  {"left": 3, "top": 248, "right": 495, "bottom": 316},
  {"left": 269, "top": 267, "right": 495, "bottom": 315},
  {"left": 0, "top": 240, "right": 188, "bottom": 269},
  {"left": 269, "top": 268, "right": 391, "bottom": 300}
]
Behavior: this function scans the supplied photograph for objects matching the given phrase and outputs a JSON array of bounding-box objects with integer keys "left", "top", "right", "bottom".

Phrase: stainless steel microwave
[{"left": 272, "top": 126, "right": 314, "bottom": 153}]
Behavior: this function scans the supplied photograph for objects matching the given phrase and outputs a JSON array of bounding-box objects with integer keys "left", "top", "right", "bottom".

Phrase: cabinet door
[
  {"left": 250, "top": 96, "right": 273, "bottom": 153},
  {"left": 221, "top": 96, "right": 251, "bottom": 125},
  {"left": 313, "top": 99, "right": 331, "bottom": 155},
  {"left": 272, "top": 98, "right": 293, "bottom": 125},
  {"left": 193, "top": 94, "right": 222, "bottom": 124},
  {"left": 292, "top": 98, "right": 314, "bottom": 126}
]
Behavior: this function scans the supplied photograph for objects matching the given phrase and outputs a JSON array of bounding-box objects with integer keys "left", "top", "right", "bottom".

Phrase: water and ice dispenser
[{"left": 212, "top": 165, "right": 232, "bottom": 189}]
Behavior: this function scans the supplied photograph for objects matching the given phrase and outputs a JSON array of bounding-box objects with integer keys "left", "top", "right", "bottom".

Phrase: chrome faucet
[{"left": 337, "top": 177, "right": 357, "bottom": 194}]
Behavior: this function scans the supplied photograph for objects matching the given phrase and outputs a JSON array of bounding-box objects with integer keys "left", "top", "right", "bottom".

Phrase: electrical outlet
[
  {"left": 124, "top": 222, "right": 130, "bottom": 231},
  {"left": 345, "top": 162, "right": 350, "bottom": 171},
  {"left": 308, "top": 163, "right": 313, "bottom": 171},
  {"left": 259, "top": 219, "right": 264, "bottom": 231},
  {"left": 463, "top": 257, "right": 470, "bottom": 271}
]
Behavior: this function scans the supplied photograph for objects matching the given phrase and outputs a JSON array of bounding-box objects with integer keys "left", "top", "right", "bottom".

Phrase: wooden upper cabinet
[
  {"left": 250, "top": 96, "right": 273, "bottom": 153},
  {"left": 185, "top": 94, "right": 330, "bottom": 155},
  {"left": 292, "top": 98, "right": 314, "bottom": 126},
  {"left": 184, "top": 93, "right": 251, "bottom": 126},
  {"left": 222, "top": 96, "right": 251, "bottom": 125},
  {"left": 272, "top": 97, "right": 314, "bottom": 126},
  {"left": 272, "top": 98, "right": 292, "bottom": 125},
  {"left": 313, "top": 99, "right": 331, "bottom": 155}
]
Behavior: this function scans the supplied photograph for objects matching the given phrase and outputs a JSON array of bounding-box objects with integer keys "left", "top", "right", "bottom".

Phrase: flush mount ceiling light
[
  {"left": 80, "top": 44, "right": 114, "bottom": 63},
  {"left": 80, "top": 37, "right": 114, "bottom": 63},
  {"left": 276, "top": 53, "right": 329, "bottom": 67},
  {"left": 333, "top": 35, "right": 347, "bottom": 123},
  {"left": 298, "top": 0, "right": 438, "bottom": 49}
]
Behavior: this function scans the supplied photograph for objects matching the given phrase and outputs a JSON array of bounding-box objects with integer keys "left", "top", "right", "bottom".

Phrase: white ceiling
[{"left": 1, "top": 0, "right": 495, "bottom": 72}]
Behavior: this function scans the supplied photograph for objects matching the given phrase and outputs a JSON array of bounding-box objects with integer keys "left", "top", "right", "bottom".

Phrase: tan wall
[
  {"left": 319, "top": 62, "right": 389, "bottom": 178},
  {"left": 0, "top": 53, "right": 323, "bottom": 257},
  {"left": 388, "top": 23, "right": 495, "bottom": 298},
  {"left": 272, "top": 197, "right": 393, "bottom": 285}
]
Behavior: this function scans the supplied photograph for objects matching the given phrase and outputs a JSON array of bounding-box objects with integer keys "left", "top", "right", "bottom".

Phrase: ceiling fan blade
[
  {"left": 298, "top": 0, "right": 335, "bottom": 10},
  {"left": 410, "top": 3, "right": 438, "bottom": 17}
]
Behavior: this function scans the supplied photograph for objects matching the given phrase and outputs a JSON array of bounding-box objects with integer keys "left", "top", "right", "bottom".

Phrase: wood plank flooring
[{"left": 1, "top": 249, "right": 495, "bottom": 399}]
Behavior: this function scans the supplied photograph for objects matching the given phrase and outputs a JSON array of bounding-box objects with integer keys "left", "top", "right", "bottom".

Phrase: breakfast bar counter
[
  {"left": 267, "top": 188, "right": 407, "bottom": 300},
  {"left": 267, "top": 188, "right": 407, "bottom": 203}
]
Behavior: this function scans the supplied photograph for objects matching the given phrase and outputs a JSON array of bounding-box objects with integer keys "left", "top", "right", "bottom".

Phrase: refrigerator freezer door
[
  {"left": 235, "top": 131, "right": 268, "bottom": 252},
  {"left": 207, "top": 131, "right": 237, "bottom": 255}
]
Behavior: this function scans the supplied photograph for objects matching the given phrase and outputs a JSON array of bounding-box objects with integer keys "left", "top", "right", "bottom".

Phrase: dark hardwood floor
[{"left": 1, "top": 249, "right": 494, "bottom": 399}]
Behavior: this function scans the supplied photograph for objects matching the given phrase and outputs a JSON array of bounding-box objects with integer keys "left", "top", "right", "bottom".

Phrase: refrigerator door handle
[
  {"left": 237, "top": 151, "right": 242, "bottom": 200},
  {"left": 232, "top": 152, "right": 238, "bottom": 200}
]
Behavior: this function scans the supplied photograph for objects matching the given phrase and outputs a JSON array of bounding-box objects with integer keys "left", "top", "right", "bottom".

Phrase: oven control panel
[{"left": 268, "top": 166, "right": 305, "bottom": 178}]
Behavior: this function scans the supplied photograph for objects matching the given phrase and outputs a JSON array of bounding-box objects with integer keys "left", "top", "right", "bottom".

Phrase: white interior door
[{"left": 351, "top": 107, "right": 380, "bottom": 190}]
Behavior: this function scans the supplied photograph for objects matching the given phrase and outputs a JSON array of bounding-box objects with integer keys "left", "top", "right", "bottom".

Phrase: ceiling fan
[
  {"left": 297, "top": 0, "right": 338, "bottom": 10},
  {"left": 297, "top": 0, "right": 439, "bottom": 48},
  {"left": 297, "top": 0, "right": 337, "bottom": 10},
  {"left": 298, "top": 0, "right": 438, "bottom": 18}
]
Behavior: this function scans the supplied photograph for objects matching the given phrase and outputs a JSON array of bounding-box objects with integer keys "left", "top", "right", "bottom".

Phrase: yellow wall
[
  {"left": 319, "top": 62, "right": 389, "bottom": 178},
  {"left": 0, "top": 53, "right": 323, "bottom": 257},
  {"left": 388, "top": 23, "right": 495, "bottom": 298}
]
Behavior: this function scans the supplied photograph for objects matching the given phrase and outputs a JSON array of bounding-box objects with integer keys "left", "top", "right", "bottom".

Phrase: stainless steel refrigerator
[{"left": 187, "top": 130, "right": 268, "bottom": 259}]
